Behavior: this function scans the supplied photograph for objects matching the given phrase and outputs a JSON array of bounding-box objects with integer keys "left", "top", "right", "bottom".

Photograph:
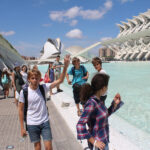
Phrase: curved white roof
[
  {"left": 66, "top": 46, "right": 84, "bottom": 55},
  {"left": 40, "top": 38, "right": 61, "bottom": 60}
]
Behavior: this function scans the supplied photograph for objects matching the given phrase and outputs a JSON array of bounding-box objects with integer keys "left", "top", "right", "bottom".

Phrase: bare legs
[{"left": 34, "top": 141, "right": 53, "bottom": 150}]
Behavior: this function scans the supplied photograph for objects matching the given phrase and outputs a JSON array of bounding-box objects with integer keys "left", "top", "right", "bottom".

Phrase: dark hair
[
  {"left": 57, "top": 55, "right": 60, "bottom": 58},
  {"left": 80, "top": 73, "right": 109, "bottom": 104},
  {"left": 72, "top": 57, "right": 80, "bottom": 65},
  {"left": 21, "top": 65, "right": 28, "bottom": 72},
  {"left": 47, "top": 62, "right": 53, "bottom": 71},
  {"left": 92, "top": 57, "right": 102, "bottom": 66},
  {"left": 2, "top": 71, "right": 9, "bottom": 78}
]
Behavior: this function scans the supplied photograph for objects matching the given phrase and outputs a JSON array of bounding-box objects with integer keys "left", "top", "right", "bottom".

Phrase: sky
[{"left": 0, "top": 0, "right": 150, "bottom": 57}]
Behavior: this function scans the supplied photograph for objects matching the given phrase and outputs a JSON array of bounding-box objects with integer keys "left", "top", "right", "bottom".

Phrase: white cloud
[
  {"left": 70, "top": 20, "right": 78, "bottom": 26},
  {"left": 80, "top": 9, "right": 105, "bottom": 20},
  {"left": 66, "top": 29, "right": 83, "bottom": 39},
  {"left": 65, "top": 6, "right": 81, "bottom": 19},
  {"left": 120, "top": 0, "right": 134, "bottom": 3},
  {"left": 42, "top": 23, "right": 51, "bottom": 27},
  {"left": 104, "top": 0, "right": 113, "bottom": 9},
  {"left": 0, "top": 30, "right": 15, "bottom": 36},
  {"left": 49, "top": 0, "right": 113, "bottom": 23},
  {"left": 101, "top": 37, "right": 112, "bottom": 41},
  {"left": 50, "top": 11, "right": 64, "bottom": 21}
]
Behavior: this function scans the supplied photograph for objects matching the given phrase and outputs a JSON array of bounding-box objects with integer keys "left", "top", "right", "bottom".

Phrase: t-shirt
[
  {"left": 20, "top": 71, "right": 28, "bottom": 83},
  {"left": 68, "top": 65, "right": 87, "bottom": 86},
  {"left": 99, "top": 69, "right": 107, "bottom": 96},
  {"left": 53, "top": 61, "right": 63, "bottom": 73},
  {"left": 19, "top": 83, "right": 51, "bottom": 125}
]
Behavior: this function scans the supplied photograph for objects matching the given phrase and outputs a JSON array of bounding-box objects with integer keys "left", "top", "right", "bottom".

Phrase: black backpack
[
  {"left": 23, "top": 84, "right": 46, "bottom": 130},
  {"left": 15, "top": 71, "right": 24, "bottom": 85},
  {"left": 71, "top": 65, "right": 88, "bottom": 81}
]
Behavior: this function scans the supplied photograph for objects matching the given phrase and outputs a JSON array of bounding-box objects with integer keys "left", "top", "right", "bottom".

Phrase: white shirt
[
  {"left": 99, "top": 69, "right": 107, "bottom": 96},
  {"left": 19, "top": 83, "right": 51, "bottom": 125},
  {"left": 20, "top": 71, "right": 28, "bottom": 83}
]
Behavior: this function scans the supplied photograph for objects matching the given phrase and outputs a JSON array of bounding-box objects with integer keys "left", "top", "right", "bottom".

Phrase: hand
[
  {"left": 95, "top": 140, "right": 105, "bottom": 150},
  {"left": 113, "top": 93, "right": 121, "bottom": 105},
  {"left": 21, "top": 128, "right": 27, "bottom": 137},
  {"left": 82, "top": 76, "right": 88, "bottom": 80},
  {"left": 67, "top": 80, "right": 72, "bottom": 85},
  {"left": 64, "top": 55, "right": 70, "bottom": 68}
]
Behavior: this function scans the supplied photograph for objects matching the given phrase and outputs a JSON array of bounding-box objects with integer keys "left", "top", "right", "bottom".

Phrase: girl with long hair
[{"left": 76, "top": 73, "right": 123, "bottom": 150}]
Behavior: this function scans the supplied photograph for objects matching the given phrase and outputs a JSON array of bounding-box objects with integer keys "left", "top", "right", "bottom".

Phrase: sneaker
[{"left": 57, "top": 89, "right": 63, "bottom": 92}]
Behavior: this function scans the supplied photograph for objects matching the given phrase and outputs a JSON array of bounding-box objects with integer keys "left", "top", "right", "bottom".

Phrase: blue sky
[{"left": 0, "top": 0, "right": 150, "bottom": 57}]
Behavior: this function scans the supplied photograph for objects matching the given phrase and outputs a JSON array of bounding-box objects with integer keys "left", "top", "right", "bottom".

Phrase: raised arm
[
  {"left": 108, "top": 93, "right": 124, "bottom": 116},
  {"left": 50, "top": 55, "right": 70, "bottom": 89}
]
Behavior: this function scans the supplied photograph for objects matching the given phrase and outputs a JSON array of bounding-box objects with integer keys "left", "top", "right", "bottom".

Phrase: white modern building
[
  {"left": 0, "top": 34, "right": 25, "bottom": 70},
  {"left": 101, "top": 9, "right": 150, "bottom": 61}
]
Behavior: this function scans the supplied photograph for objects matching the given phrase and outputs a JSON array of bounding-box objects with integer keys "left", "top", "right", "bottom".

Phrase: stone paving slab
[{"left": 0, "top": 94, "right": 83, "bottom": 150}]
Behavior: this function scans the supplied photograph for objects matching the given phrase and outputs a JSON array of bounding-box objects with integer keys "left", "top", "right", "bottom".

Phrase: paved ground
[{"left": 0, "top": 92, "right": 83, "bottom": 150}]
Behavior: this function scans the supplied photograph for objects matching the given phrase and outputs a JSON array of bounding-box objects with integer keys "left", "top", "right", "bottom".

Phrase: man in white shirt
[
  {"left": 18, "top": 55, "right": 70, "bottom": 150},
  {"left": 92, "top": 57, "right": 107, "bottom": 103},
  {"left": 53, "top": 55, "right": 64, "bottom": 92}
]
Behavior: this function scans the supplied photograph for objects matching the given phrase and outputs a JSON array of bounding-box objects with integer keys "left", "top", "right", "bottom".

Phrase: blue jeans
[{"left": 27, "top": 120, "right": 52, "bottom": 143}]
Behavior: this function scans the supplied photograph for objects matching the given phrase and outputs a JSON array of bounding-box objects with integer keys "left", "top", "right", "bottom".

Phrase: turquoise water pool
[{"left": 38, "top": 62, "right": 150, "bottom": 149}]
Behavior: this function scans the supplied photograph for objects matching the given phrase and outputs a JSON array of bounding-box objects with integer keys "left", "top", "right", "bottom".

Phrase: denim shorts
[{"left": 27, "top": 120, "right": 52, "bottom": 143}]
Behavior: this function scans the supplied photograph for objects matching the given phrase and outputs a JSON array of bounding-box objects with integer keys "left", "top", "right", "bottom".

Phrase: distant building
[
  {"left": 101, "top": 9, "right": 150, "bottom": 61},
  {"left": 21, "top": 56, "right": 37, "bottom": 60},
  {"left": 99, "top": 47, "right": 115, "bottom": 60}
]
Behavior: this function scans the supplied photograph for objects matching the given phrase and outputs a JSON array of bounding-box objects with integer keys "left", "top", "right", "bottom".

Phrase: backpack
[
  {"left": 44, "top": 72, "right": 50, "bottom": 83},
  {"left": 23, "top": 84, "right": 46, "bottom": 130},
  {"left": 71, "top": 65, "right": 88, "bottom": 81},
  {"left": 15, "top": 71, "right": 24, "bottom": 85}
]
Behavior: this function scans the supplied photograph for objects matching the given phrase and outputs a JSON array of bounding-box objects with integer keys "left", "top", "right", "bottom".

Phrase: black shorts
[{"left": 73, "top": 83, "right": 81, "bottom": 104}]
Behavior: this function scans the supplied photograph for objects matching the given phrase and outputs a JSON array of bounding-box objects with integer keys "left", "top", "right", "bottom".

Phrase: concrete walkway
[{"left": 0, "top": 94, "right": 83, "bottom": 150}]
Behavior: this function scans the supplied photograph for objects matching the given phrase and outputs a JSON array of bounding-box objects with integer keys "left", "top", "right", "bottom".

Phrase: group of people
[
  {"left": 1, "top": 54, "right": 123, "bottom": 150},
  {"left": 0, "top": 63, "right": 28, "bottom": 103}
]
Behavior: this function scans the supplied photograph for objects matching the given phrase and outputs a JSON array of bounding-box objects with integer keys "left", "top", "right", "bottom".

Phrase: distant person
[
  {"left": 18, "top": 55, "right": 70, "bottom": 150},
  {"left": 33, "top": 65, "right": 38, "bottom": 70},
  {"left": 20, "top": 65, "right": 28, "bottom": 88},
  {"left": 47, "top": 62, "right": 55, "bottom": 96},
  {"left": 76, "top": 73, "right": 123, "bottom": 150},
  {"left": 53, "top": 55, "right": 64, "bottom": 92},
  {"left": 47, "top": 62, "right": 54, "bottom": 83},
  {"left": 1, "top": 68, "right": 11, "bottom": 98},
  {"left": 66, "top": 57, "right": 89, "bottom": 116},
  {"left": 92, "top": 57, "right": 107, "bottom": 103},
  {"left": 12, "top": 63, "right": 24, "bottom": 107}
]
